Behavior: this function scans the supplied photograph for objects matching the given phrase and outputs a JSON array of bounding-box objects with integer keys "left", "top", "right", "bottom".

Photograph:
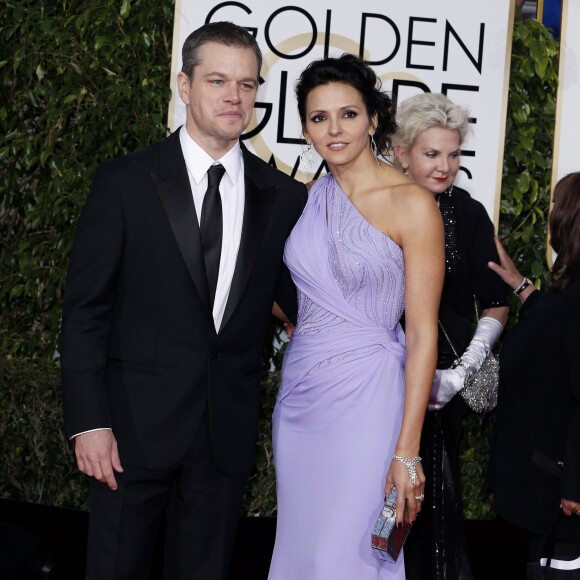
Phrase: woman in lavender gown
[{"left": 268, "top": 54, "right": 445, "bottom": 580}]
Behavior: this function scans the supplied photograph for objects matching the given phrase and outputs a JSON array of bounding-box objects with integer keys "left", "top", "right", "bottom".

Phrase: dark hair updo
[{"left": 295, "top": 53, "right": 397, "bottom": 157}]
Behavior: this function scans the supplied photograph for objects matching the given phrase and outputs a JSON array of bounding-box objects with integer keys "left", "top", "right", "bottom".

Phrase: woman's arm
[
  {"left": 481, "top": 305, "right": 509, "bottom": 326},
  {"left": 428, "top": 311, "right": 505, "bottom": 410},
  {"left": 387, "top": 187, "right": 445, "bottom": 523}
]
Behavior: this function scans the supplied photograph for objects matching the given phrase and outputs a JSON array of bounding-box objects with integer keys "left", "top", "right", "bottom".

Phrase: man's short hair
[{"left": 181, "top": 21, "right": 262, "bottom": 79}]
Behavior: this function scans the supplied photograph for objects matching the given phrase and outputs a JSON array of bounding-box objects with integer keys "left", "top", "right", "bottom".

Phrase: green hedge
[
  {"left": 499, "top": 19, "right": 559, "bottom": 300},
  {"left": 0, "top": 0, "right": 173, "bottom": 356},
  {"left": 0, "top": 3, "right": 558, "bottom": 518},
  {"left": 0, "top": 356, "right": 88, "bottom": 510}
]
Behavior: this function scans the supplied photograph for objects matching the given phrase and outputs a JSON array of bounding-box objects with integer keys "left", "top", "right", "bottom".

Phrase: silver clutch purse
[{"left": 370, "top": 485, "right": 412, "bottom": 562}]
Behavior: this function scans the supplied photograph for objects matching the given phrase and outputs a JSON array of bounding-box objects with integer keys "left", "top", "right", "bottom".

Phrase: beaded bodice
[{"left": 290, "top": 175, "right": 405, "bottom": 335}]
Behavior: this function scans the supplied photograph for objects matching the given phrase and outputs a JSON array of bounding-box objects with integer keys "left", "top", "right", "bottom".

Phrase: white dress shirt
[{"left": 179, "top": 126, "right": 245, "bottom": 330}]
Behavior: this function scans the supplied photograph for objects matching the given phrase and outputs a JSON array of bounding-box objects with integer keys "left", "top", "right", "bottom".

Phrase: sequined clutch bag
[
  {"left": 371, "top": 485, "right": 412, "bottom": 562},
  {"left": 460, "top": 352, "right": 499, "bottom": 414}
]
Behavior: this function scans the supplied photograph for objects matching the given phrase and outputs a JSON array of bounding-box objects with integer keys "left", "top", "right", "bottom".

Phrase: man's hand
[
  {"left": 561, "top": 497, "right": 580, "bottom": 517},
  {"left": 74, "top": 430, "right": 123, "bottom": 490}
]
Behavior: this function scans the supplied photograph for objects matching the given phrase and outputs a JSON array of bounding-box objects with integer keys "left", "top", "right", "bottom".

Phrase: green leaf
[
  {"left": 531, "top": 260, "right": 547, "bottom": 277},
  {"left": 94, "top": 36, "right": 107, "bottom": 51},
  {"left": 535, "top": 59, "right": 547, "bottom": 78},
  {"left": 516, "top": 172, "right": 531, "bottom": 194},
  {"left": 141, "top": 32, "right": 151, "bottom": 48},
  {"left": 120, "top": 0, "right": 131, "bottom": 19},
  {"left": 10, "top": 285, "right": 25, "bottom": 299},
  {"left": 513, "top": 107, "right": 528, "bottom": 124},
  {"left": 62, "top": 93, "right": 77, "bottom": 105},
  {"left": 529, "top": 38, "right": 544, "bottom": 61},
  {"left": 522, "top": 223, "right": 534, "bottom": 242}
]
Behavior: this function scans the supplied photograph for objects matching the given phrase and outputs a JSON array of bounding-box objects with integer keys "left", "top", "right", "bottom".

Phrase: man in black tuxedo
[{"left": 60, "top": 21, "right": 306, "bottom": 579}]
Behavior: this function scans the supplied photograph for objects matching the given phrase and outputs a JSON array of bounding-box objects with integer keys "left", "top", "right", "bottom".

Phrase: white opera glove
[
  {"left": 457, "top": 316, "right": 503, "bottom": 373},
  {"left": 428, "top": 317, "right": 504, "bottom": 411},
  {"left": 428, "top": 367, "right": 466, "bottom": 410}
]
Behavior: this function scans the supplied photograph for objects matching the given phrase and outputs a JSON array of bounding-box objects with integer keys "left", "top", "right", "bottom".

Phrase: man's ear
[{"left": 177, "top": 72, "right": 191, "bottom": 105}]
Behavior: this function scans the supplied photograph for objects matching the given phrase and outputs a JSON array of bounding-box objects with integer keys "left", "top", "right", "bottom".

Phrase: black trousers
[
  {"left": 87, "top": 415, "right": 247, "bottom": 580},
  {"left": 527, "top": 531, "right": 580, "bottom": 563}
]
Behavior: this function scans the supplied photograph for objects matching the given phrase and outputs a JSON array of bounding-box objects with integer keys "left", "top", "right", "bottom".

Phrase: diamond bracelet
[{"left": 392, "top": 454, "right": 422, "bottom": 485}]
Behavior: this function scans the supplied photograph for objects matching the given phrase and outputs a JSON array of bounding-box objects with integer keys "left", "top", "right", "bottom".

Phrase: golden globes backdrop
[{"left": 168, "top": 0, "right": 516, "bottom": 224}]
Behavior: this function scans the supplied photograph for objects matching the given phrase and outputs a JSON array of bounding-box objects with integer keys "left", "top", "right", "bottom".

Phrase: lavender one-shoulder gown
[{"left": 268, "top": 174, "right": 407, "bottom": 579}]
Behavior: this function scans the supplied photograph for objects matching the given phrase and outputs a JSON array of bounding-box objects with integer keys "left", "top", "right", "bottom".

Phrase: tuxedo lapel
[
  {"left": 152, "top": 131, "right": 213, "bottom": 324},
  {"left": 219, "top": 149, "right": 275, "bottom": 332}
]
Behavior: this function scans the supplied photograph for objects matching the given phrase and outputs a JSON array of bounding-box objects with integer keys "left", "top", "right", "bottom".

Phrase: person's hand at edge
[
  {"left": 561, "top": 497, "right": 580, "bottom": 517},
  {"left": 74, "top": 429, "right": 123, "bottom": 490},
  {"left": 488, "top": 236, "right": 536, "bottom": 303},
  {"left": 487, "top": 235, "right": 523, "bottom": 288}
]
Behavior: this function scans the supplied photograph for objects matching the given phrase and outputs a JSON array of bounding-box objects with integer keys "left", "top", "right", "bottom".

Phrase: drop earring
[
  {"left": 299, "top": 142, "right": 314, "bottom": 174},
  {"left": 370, "top": 134, "right": 379, "bottom": 163}
]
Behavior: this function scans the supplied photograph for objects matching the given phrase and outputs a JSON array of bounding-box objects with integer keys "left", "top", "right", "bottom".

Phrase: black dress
[
  {"left": 491, "top": 270, "right": 580, "bottom": 553},
  {"left": 404, "top": 186, "right": 509, "bottom": 580}
]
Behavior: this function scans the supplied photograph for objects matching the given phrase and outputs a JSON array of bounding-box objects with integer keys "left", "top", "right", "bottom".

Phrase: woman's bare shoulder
[
  {"left": 392, "top": 181, "right": 433, "bottom": 202},
  {"left": 381, "top": 180, "right": 438, "bottom": 218}
]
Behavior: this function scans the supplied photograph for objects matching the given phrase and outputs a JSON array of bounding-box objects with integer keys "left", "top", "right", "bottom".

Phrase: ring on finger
[{"left": 415, "top": 493, "right": 425, "bottom": 502}]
